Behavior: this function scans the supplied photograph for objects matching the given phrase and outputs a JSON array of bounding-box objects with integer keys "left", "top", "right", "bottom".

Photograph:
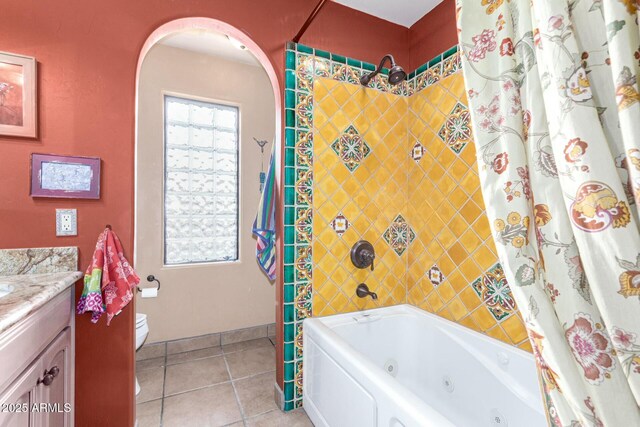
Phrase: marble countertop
[{"left": 0, "top": 271, "right": 82, "bottom": 335}]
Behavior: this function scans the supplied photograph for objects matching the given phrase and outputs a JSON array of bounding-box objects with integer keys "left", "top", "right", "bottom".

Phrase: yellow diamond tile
[
  {"left": 427, "top": 291, "right": 444, "bottom": 312},
  {"left": 317, "top": 226, "right": 338, "bottom": 248},
  {"left": 460, "top": 201, "right": 483, "bottom": 224},
  {"left": 460, "top": 170, "right": 480, "bottom": 195},
  {"left": 352, "top": 114, "right": 370, "bottom": 135},
  {"left": 341, "top": 200, "right": 360, "bottom": 222},
  {"left": 330, "top": 187, "right": 350, "bottom": 210},
  {"left": 459, "top": 257, "right": 482, "bottom": 282},
  {"left": 447, "top": 73, "right": 467, "bottom": 99},
  {"left": 318, "top": 90, "right": 340, "bottom": 114},
  {"left": 341, "top": 176, "right": 360, "bottom": 195},
  {"left": 331, "top": 265, "right": 350, "bottom": 285},
  {"left": 330, "top": 84, "right": 352, "bottom": 105},
  {"left": 519, "top": 340, "right": 533, "bottom": 353},
  {"left": 471, "top": 308, "right": 498, "bottom": 331},
  {"left": 460, "top": 287, "right": 482, "bottom": 311},
  {"left": 314, "top": 108, "right": 329, "bottom": 130},
  {"left": 316, "top": 200, "right": 338, "bottom": 223},
  {"left": 329, "top": 291, "right": 351, "bottom": 312},
  {"left": 437, "top": 173, "right": 456, "bottom": 196},
  {"left": 447, "top": 269, "right": 467, "bottom": 293},
  {"left": 501, "top": 315, "right": 528, "bottom": 344},
  {"left": 438, "top": 92, "right": 457, "bottom": 115},
  {"left": 313, "top": 244, "right": 328, "bottom": 264},
  {"left": 426, "top": 240, "right": 444, "bottom": 260},
  {"left": 437, "top": 307, "right": 455, "bottom": 322},
  {"left": 448, "top": 214, "right": 468, "bottom": 238},
  {"left": 474, "top": 245, "right": 498, "bottom": 270},
  {"left": 436, "top": 227, "right": 456, "bottom": 250},
  {"left": 317, "top": 281, "right": 339, "bottom": 302},
  {"left": 459, "top": 142, "right": 477, "bottom": 167},
  {"left": 472, "top": 189, "right": 485, "bottom": 207},
  {"left": 486, "top": 324, "right": 511, "bottom": 344},
  {"left": 342, "top": 97, "right": 362, "bottom": 119},
  {"left": 314, "top": 78, "right": 330, "bottom": 101},
  {"left": 474, "top": 214, "right": 492, "bottom": 240},
  {"left": 352, "top": 188, "right": 369, "bottom": 210},
  {"left": 459, "top": 315, "right": 482, "bottom": 333},
  {"left": 331, "top": 110, "right": 350, "bottom": 132},
  {"left": 448, "top": 297, "right": 467, "bottom": 321},
  {"left": 317, "top": 122, "right": 340, "bottom": 144},
  {"left": 312, "top": 296, "right": 327, "bottom": 316},
  {"left": 450, "top": 158, "right": 471, "bottom": 181}
]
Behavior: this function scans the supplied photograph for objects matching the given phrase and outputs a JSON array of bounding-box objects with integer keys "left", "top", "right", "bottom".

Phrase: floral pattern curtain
[{"left": 457, "top": 0, "right": 640, "bottom": 425}]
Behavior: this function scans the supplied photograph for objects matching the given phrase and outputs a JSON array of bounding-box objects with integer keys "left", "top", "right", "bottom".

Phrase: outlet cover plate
[{"left": 56, "top": 209, "right": 77, "bottom": 236}]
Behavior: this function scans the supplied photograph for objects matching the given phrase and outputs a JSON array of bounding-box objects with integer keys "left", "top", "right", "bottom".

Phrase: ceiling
[
  {"left": 159, "top": 30, "right": 260, "bottom": 67},
  {"left": 332, "top": 0, "right": 444, "bottom": 27}
]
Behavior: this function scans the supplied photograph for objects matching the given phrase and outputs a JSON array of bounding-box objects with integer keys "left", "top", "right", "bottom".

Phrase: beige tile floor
[{"left": 136, "top": 337, "right": 312, "bottom": 427}]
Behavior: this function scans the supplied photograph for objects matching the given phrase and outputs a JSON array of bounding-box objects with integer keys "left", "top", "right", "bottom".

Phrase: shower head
[{"left": 360, "top": 54, "right": 406, "bottom": 87}]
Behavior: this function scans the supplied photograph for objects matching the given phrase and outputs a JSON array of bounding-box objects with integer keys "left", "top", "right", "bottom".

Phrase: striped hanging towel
[
  {"left": 252, "top": 142, "right": 276, "bottom": 281},
  {"left": 76, "top": 227, "right": 140, "bottom": 324}
]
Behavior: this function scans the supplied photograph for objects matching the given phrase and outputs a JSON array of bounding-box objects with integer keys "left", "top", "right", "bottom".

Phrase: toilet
[{"left": 135, "top": 313, "right": 150, "bottom": 395}]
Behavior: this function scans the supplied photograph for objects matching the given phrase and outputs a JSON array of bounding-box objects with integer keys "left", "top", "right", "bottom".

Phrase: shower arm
[
  {"left": 293, "top": 0, "right": 330, "bottom": 43},
  {"left": 360, "top": 55, "right": 395, "bottom": 86}
]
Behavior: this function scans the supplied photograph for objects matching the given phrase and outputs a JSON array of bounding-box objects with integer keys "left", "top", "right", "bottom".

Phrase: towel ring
[{"left": 137, "top": 275, "right": 161, "bottom": 293}]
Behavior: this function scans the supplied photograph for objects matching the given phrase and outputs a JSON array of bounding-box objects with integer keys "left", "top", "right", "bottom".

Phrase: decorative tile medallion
[
  {"left": 411, "top": 142, "right": 425, "bottom": 162},
  {"left": 331, "top": 125, "right": 371, "bottom": 172},
  {"left": 438, "top": 102, "right": 472, "bottom": 154},
  {"left": 382, "top": 214, "right": 416, "bottom": 256},
  {"left": 427, "top": 264, "right": 445, "bottom": 287},
  {"left": 330, "top": 213, "right": 350, "bottom": 236},
  {"left": 471, "top": 263, "right": 516, "bottom": 320}
]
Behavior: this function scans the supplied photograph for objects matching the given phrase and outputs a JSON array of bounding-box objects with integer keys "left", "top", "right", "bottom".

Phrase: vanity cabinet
[{"left": 0, "top": 288, "right": 74, "bottom": 427}]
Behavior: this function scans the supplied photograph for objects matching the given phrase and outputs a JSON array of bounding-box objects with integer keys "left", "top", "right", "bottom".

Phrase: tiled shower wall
[
  {"left": 282, "top": 43, "right": 530, "bottom": 411},
  {"left": 312, "top": 78, "right": 409, "bottom": 315},
  {"left": 406, "top": 72, "right": 530, "bottom": 349}
]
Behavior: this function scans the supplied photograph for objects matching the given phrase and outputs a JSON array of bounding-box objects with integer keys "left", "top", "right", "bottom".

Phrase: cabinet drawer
[{"left": 0, "top": 289, "right": 72, "bottom": 392}]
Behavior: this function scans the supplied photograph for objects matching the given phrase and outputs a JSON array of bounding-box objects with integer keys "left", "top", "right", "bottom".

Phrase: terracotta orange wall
[
  {"left": 409, "top": 0, "right": 458, "bottom": 70},
  {"left": 0, "top": 1, "right": 408, "bottom": 425}
]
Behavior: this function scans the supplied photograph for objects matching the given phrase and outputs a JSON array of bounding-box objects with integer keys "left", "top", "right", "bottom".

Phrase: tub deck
[{"left": 303, "top": 304, "right": 546, "bottom": 427}]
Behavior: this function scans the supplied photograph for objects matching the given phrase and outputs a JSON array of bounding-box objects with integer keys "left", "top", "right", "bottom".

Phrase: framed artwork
[
  {"left": 0, "top": 52, "right": 37, "bottom": 138},
  {"left": 30, "top": 154, "right": 101, "bottom": 199}
]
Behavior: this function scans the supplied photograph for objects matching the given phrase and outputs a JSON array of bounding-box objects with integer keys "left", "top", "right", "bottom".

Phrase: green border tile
[{"left": 297, "top": 44, "right": 313, "bottom": 54}]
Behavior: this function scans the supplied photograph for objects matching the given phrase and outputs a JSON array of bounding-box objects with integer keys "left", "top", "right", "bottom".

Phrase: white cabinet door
[
  {"left": 0, "top": 358, "right": 41, "bottom": 427},
  {"left": 36, "top": 328, "right": 72, "bottom": 427}
]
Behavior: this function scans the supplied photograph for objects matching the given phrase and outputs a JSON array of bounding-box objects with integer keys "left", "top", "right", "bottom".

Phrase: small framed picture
[
  {"left": 0, "top": 52, "right": 37, "bottom": 138},
  {"left": 30, "top": 154, "right": 101, "bottom": 199}
]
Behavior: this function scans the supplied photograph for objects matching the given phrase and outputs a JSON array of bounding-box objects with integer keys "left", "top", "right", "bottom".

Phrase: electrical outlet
[{"left": 56, "top": 209, "right": 77, "bottom": 236}]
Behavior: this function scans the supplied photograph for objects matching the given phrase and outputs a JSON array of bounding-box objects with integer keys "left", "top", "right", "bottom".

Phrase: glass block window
[{"left": 164, "top": 95, "right": 239, "bottom": 265}]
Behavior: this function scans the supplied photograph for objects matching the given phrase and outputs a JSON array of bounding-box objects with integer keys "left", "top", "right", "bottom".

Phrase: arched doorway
[{"left": 133, "top": 17, "right": 282, "bottom": 424}]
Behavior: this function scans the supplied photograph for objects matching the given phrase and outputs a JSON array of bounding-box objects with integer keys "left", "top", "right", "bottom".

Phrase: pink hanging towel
[{"left": 76, "top": 227, "right": 140, "bottom": 325}]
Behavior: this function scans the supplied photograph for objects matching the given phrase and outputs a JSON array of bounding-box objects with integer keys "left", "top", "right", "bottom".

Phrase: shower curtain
[{"left": 457, "top": 0, "right": 640, "bottom": 425}]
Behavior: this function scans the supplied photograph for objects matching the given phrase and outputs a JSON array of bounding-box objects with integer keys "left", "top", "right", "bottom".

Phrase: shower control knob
[{"left": 351, "top": 241, "right": 375, "bottom": 271}]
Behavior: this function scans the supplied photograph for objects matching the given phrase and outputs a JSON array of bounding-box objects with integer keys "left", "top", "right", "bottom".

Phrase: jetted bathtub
[{"left": 303, "top": 304, "right": 546, "bottom": 427}]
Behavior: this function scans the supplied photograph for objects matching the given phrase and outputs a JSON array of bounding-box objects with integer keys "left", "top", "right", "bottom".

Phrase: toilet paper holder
[{"left": 137, "top": 275, "right": 161, "bottom": 293}]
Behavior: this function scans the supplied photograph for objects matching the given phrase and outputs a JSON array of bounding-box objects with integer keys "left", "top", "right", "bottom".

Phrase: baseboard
[{"left": 274, "top": 381, "right": 285, "bottom": 410}]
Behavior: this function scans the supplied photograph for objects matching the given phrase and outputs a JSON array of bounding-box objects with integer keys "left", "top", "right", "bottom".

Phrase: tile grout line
[
  {"left": 158, "top": 369, "right": 277, "bottom": 400},
  {"left": 222, "top": 352, "right": 248, "bottom": 427}
]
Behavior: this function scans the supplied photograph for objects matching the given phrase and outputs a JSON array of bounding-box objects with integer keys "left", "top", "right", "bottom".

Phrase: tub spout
[{"left": 356, "top": 283, "right": 378, "bottom": 300}]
